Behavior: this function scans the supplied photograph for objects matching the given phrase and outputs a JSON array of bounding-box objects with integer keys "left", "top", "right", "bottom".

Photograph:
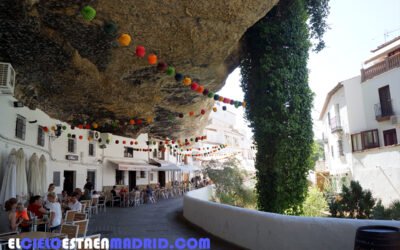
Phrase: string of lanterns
[
  {"left": 79, "top": 5, "right": 245, "bottom": 110},
  {"left": 194, "top": 151, "right": 241, "bottom": 161}
]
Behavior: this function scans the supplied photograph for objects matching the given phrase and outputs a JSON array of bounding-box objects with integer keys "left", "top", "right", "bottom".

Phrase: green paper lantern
[
  {"left": 207, "top": 92, "right": 214, "bottom": 98},
  {"left": 153, "top": 141, "right": 157, "bottom": 145},
  {"left": 67, "top": 133, "right": 71, "bottom": 138},
  {"left": 62, "top": 125, "right": 67, "bottom": 130},
  {"left": 81, "top": 6, "right": 96, "bottom": 21},
  {"left": 106, "top": 139, "right": 110, "bottom": 144},
  {"left": 166, "top": 66, "right": 175, "bottom": 76}
]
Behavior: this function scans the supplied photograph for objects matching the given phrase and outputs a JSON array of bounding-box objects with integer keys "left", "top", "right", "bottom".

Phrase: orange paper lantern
[
  {"left": 183, "top": 77, "right": 192, "bottom": 86},
  {"left": 118, "top": 34, "right": 131, "bottom": 46},
  {"left": 92, "top": 122, "right": 98, "bottom": 129},
  {"left": 196, "top": 86, "right": 204, "bottom": 94},
  {"left": 189, "top": 111, "right": 194, "bottom": 116},
  {"left": 242, "top": 101, "right": 247, "bottom": 107},
  {"left": 147, "top": 54, "right": 157, "bottom": 65},
  {"left": 218, "top": 96, "right": 224, "bottom": 102},
  {"left": 129, "top": 119, "right": 135, "bottom": 125}
]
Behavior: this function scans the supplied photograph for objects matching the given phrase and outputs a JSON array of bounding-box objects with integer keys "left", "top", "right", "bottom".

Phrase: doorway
[
  {"left": 129, "top": 171, "right": 136, "bottom": 191},
  {"left": 378, "top": 85, "right": 392, "bottom": 117},
  {"left": 87, "top": 170, "right": 96, "bottom": 190},
  {"left": 158, "top": 171, "right": 166, "bottom": 187},
  {"left": 63, "top": 171, "right": 75, "bottom": 194}
]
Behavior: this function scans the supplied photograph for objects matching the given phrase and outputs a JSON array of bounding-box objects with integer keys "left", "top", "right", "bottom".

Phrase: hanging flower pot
[
  {"left": 135, "top": 46, "right": 146, "bottom": 57},
  {"left": 166, "top": 66, "right": 175, "bottom": 76},
  {"left": 183, "top": 77, "right": 192, "bottom": 86},
  {"left": 147, "top": 54, "right": 157, "bottom": 65},
  {"left": 118, "top": 34, "right": 131, "bottom": 46},
  {"left": 81, "top": 6, "right": 96, "bottom": 21}
]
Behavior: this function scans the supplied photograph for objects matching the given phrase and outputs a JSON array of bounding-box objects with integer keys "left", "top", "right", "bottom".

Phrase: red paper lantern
[
  {"left": 200, "top": 109, "right": 206, "bottom": 115},
  {"left": 78, "top": 124, "right": 84, "bottom": 129},
  {"left": 223, "top": 98, "right": 230, "bottom": 104},
  {"left": 189, "top": 111, "right": 194, "bottom": 116},
  {"left": 115, "top": 140, "right": 119, "bottom": 144},
  {"left": 136, "top": 46, "right": 146, "bottom": 58},
  {"left": 135, "top": 141, "right": 138, "bottom": 145},
  {"left": 85, "top": 124, "right": 91, "bottom": 129},
  {"left": 123, "top": 140, "right": 126, "bottom": 144},
  {"left": 136, "top": 119, "right": 142, "bottom": 125},
  {"left": 79, "top": 135, "right": 83, "bottom": 140},
  {"left": 43, "top": 127, "right": 49, "bottom": 132},
  {"left": 130, "top": 141, "right": 134, "bottom": 145},
  {"left": 147, "top": 54, "right": 157, "bottom": 65},
  {"left": 191, "top": 82, "right": 199, "bottom": 91},
  {"left": 157, "top": 62, "right": 168, "bottom": 71}
]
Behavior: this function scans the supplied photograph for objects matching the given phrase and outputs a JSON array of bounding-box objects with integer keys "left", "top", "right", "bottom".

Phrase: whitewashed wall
[
  {"left": 184, "top": 186, "right": 400, "bottom": 250},
  {"left": 0, "top": 95, "right": 176, "bottom": 196}
]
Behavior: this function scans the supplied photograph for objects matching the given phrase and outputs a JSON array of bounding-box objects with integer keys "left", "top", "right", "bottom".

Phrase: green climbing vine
[{"left": 240, "top": 0, "right": 329, "bottom": 214}]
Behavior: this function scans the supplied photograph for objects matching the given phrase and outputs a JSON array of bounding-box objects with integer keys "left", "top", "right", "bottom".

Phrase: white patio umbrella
[
  {"left": 28, "top": 153, "right": 42, "bottom": 196},
  {"left": 0, "top": 149, "right": 17, "bottom": 206},
  {"left": 16, "top": 148, "right": 28, "bottom": 200},
  {"left": 39, "top": 155, "right": 47, "bottom": 196}
]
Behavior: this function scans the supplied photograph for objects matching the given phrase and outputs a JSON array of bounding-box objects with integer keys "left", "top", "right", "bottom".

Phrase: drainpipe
[{"left": 377, "top": 165, "right": 400, "bottom": 199}]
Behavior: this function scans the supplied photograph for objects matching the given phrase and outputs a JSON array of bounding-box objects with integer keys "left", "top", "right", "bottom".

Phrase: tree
[
  {"left": 302, "top": 186, "right": 328, "bottom": 217},
  {"left": 240, "top": 0, "right": 329, "bottom": 214},
  {"left": 329, "top": 181, "right": 376, "bottom": 219},
  {"left": 204, "top": 158, "right": 257, "bottom": 208}
]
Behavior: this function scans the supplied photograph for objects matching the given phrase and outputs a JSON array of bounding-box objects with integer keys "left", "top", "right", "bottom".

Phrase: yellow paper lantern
[
  {"left": 242, "top": 101, "right": 247, "bottom": 107},
  {"left": 213, "top": 107, "right": 217, "bottom": 112},
  {"left": 183, "top": 77, "right": 192, "bottom": 86},
  {"left": 92, "top": 122, "right": 98, "bottom": 129},
  {"left": 146, "top": 117, "right": 153, "bottom": 123},
  {"left": 218, "top": 96, "right": 224, "bottom": 102},
  {"left": 51, "top": 126, "right": 56, "bottom": 131},
  {"left": 118, "top": 34, "right": 131, "bottom": 46}
]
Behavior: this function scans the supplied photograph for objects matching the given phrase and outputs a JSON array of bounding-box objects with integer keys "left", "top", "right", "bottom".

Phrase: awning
[
  {"left": 178, "top": 165, "right": 201, "bottom": 173},
  {"left": 108, "top": 159, "right": 154, "bottom": 171},
  {"left": 149, "top": 158, "right": 181, "bottom": 171}
]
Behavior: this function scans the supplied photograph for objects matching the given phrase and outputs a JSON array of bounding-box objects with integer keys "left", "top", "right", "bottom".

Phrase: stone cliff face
[{"left": 0, "top": 0, "right": 278, "bottom": 139}]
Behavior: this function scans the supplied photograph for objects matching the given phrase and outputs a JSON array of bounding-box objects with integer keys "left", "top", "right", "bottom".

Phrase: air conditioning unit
[
  {"left": 88, "top": 130, "right": 101, "bottom": 140},
  {"left": 0, "top": 63, "right": 15, "bottom": 95},
  {"left": 391, "top": 115, "right": 400, "bottom": 125}
]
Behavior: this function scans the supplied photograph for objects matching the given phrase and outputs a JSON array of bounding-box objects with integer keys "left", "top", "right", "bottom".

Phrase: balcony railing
[
  {"left": 374, "top": 99, "right": 394, "bottom": 121},
  {"left": 329, "top": 116, "right": 342, "bottom": 133},
  {"left": 361, "top": 53, "right": 400, "bottom": 82}
]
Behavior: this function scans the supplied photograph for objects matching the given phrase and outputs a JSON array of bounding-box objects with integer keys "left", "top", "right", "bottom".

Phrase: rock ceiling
[{"left": 0, "top": 0, "right": 278, "bottom": 138}]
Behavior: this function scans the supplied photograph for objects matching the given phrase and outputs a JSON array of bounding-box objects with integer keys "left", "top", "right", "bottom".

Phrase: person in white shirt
[
  {"left": 68, "top": 192, "right": 82, "bottom": 212},
  {"left": 43, "top": 183, "right": 56, "bottom": 207},
  {"left": 46, "top": 192, "right": 62, "bottom": 232}
]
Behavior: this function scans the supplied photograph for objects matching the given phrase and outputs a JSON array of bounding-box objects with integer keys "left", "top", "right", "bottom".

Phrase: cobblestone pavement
[{"left": 88, "top": 196, "right": 243, "bottom": 250}]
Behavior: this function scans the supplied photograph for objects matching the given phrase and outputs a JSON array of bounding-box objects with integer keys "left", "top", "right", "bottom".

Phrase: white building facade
[
  {"left": 0, "top": 82, "right": 184, "bottom": 204},
  {"left": 320, "top": 37, "right": 400, "bottom": 205}
]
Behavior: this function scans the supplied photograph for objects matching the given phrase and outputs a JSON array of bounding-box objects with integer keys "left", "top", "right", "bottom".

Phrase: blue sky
[{"left": 219, "top": 0, "right": 400, "bottom": 139}]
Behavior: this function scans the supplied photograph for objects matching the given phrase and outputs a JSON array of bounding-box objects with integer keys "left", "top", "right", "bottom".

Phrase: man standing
[{"left": 83, "top": 178, "right": 94, "bottom": 199}]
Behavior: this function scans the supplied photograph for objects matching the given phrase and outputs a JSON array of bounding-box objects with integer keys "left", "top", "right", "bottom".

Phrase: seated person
[
  {"left": 74, "top": 188, "right": 83, "bottom": 201},
  {"left": 15, "top": 203, "right": 30, "bottom": 232},
  {"left": 2, "top": 198, "right": 22, "bottom": 233},
  {"left": 28, "top": 195, "right": 48, "bottom": 219},
  {"left": 68, "top": 192, "right": 82, "bottom": 212},
  {"left": 110, "top": 186, "right": 121, "bottom": 205},
  {"left": 46, "top": 192, "right": 62, "bottom": 232}
]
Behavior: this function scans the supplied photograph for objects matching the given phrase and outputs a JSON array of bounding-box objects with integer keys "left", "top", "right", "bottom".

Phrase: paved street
[{"left": 88, "top": 197, "right": 243, "bottom": 250}]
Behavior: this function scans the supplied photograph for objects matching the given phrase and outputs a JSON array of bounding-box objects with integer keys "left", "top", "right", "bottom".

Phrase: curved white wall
[{"left": 183, "top": 186, "right": 400, "bottom": 250}]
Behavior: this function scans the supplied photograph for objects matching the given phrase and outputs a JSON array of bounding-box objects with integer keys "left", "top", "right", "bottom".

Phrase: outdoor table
[{"left": 30, "top": 219, "right": 47, "bottom": 232}]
